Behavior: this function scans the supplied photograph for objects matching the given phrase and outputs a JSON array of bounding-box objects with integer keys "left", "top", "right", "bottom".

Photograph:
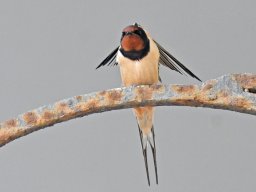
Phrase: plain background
[{"left": 0, "top": 0, "right": 255, "bottom": 191}]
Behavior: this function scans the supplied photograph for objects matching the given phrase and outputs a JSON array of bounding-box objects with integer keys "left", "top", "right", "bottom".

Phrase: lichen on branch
[{"left": 0, "top": 73, "right": 255, "bottom": 147}]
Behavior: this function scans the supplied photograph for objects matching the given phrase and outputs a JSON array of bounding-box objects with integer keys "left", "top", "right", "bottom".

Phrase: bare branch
[{"left": 0, "top": 73, "right": 255, "bottom": 147}]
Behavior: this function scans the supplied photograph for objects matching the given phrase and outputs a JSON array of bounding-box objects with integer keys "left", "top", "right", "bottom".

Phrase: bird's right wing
[{"left": 96, "top": 46, "right": 119, "bottom": 69}]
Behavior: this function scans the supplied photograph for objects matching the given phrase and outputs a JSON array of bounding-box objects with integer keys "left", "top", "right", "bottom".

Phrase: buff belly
[{"left": 116, "top": 38, "right": 160, "bottom": 135}]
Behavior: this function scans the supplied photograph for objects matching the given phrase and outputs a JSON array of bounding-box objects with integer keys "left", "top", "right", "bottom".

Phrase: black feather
[
  {"left": 154, "top": 40, "right": 202, "bottom": 82},
  {"left": 137, "top": 124, "right": 151, "bottom": 186},
  {"left": 150, "top": 126, "right": 158, "bottom": 185},
  {"left": 96, "top": 46, "right": 119, "bottom": 69}
]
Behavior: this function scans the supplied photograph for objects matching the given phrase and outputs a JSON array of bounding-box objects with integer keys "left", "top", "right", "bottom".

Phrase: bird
[{"left": 96, "top": 23, "right": 201, "bottom": 185}]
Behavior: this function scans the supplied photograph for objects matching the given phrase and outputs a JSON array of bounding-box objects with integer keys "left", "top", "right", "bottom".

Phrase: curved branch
[{"left": 0, "top": 73, "right": 256, "bottom": 147}]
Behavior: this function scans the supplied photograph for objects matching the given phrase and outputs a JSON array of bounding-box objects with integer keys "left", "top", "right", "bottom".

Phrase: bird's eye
[
  {"left": 122, "top": 32, "right": 126, "bottom": 36},
  {"left": 134, "top": 30, "right": 142, "bottom": 35}
]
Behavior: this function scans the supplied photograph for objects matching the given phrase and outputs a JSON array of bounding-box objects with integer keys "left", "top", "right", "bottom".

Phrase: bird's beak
[{"left": 124, "top": 31, "right": 133, "bottom": 35}]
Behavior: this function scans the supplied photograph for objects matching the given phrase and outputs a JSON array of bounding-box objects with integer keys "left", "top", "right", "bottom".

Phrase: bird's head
[{"left": 120, "top": 23, "right": 150, "bottom": 60}]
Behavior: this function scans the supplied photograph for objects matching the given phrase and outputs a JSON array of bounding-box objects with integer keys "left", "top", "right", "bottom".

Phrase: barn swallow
[{"left": 96, "top": 23, "right": 201, "bottom": 185}]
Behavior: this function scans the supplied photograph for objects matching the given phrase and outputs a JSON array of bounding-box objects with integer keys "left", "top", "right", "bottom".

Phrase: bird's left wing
[
  {"left": 154, "top": 40, "right": 201, "bottom": 82},
  {"left": 96, "top": 46, "right": 119, "bottom": 69}
]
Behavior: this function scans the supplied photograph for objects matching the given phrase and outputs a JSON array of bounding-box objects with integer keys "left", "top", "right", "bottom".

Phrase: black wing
[
  {"left": 154, "top": 40, "right": 201, "bottom": 82},
  {"left": 96, "top": 46, "right": 119, "bottom": 69}
]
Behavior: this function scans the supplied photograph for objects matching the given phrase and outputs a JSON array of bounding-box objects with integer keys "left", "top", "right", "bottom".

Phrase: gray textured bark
[{"left": 0, "top": 73, "right": 255, "bottom": 147}]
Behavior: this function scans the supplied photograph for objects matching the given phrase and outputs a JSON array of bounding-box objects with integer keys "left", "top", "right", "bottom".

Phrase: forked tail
[{"left": 137, "top": 125, "right": 158, "bottom": 186}]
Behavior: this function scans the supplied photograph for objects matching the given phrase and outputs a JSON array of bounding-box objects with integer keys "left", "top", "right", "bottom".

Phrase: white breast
[{"left": 116, "top": 37, "right": 160, "bottom": 86}]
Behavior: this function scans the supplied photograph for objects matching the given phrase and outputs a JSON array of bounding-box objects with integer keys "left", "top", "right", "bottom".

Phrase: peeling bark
[{"left": 0, "top": 73, "right": 255, "bottom": 147}]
